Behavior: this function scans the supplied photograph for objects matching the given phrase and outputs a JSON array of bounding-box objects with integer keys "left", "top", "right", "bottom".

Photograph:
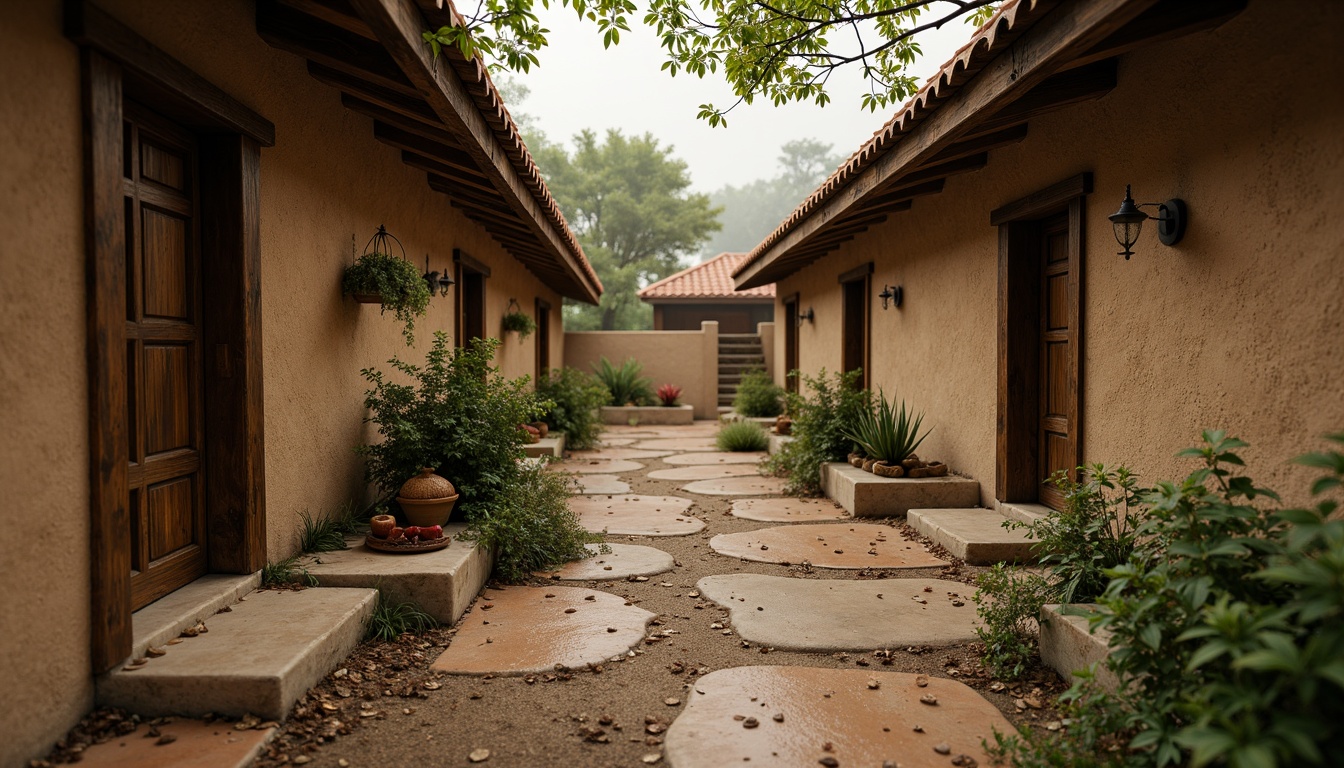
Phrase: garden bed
[
  {"left": 601, "top": 404, "right": 694, "bottom": 425},
  {"left": 819, "top": 461, "right": 980, "bottom": 517}
]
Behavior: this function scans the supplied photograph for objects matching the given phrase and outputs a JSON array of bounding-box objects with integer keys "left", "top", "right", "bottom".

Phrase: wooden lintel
[
  {"left": 257, "top": 0, "right": 418, "bottom": 97},
  {"left": 734, "top": 0, "right": 1157, "bottom": 290}
]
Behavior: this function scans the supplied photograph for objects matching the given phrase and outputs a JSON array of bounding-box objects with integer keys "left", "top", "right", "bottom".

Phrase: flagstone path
[{"left": 709, "top": 523, "right": 949, "bottom": 569}]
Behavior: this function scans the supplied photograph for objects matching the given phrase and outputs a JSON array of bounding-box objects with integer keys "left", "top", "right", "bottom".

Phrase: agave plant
[
  {"left": 656, "top": 383, "right": 682, "bottom": 407},
  {"left": 843, "top": 390, "right": 930, "bottom": 464},
  {"left": 592, "top": 357, "right": 654, "bottom": 406}
]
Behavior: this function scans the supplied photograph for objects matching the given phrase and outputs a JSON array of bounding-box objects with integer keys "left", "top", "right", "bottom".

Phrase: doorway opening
[
  {"left": 454, "top": 249, "right": 491, "bottom": 347},
  {"left": 839, "top": 263, "right": 873, "bottom": 389}
]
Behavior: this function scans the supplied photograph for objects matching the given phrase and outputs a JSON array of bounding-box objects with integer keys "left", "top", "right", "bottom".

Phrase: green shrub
[
  {"left": 366, "top": 592, "right": 437, "bottom": 642},
  {"left": 974, "top": 563, "right": 1051, "bottom": 680},
  {"left": 460, "top": 461, "right": 599, "bottom": 583},
  {"left": 733, "top": 369, "right": 784, "bottom": 417},
  {"left": 764, "top": 368, "right": 870, "bottom": 495},
  {"left": 341, "top": 251, "right": 432, "bottom": 345},
  {"left": 593, "top": 357, "right": 654, "bottom": 406},
  {"left": 536, "top": 367, "right": 607, "bottom": 450},
  {"left": 358, "top": 334, "right": 546, "bottom": 520},
  {"left": 843, "top": 390, "right": 929, "bottom": 464},
  {"left": 992, "top": 431, "right": 1344, "bottom": 767},
  {"left": 717, "top": 420, "right": 769, "bottom": 452},
  {"left": 501, "top": 311, "right": 537, "bottom": 338}
]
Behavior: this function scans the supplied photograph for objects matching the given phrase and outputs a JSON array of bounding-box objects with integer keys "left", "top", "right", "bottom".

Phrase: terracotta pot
[
  {"left": 399, "top": 467, "right": 456, "bottom": 500},
  {"left": 774, "top": 416, "right": 792, "bottom": 436},
  {"left": 396, "top": 468, "right": 459, "bottom": 526},
  {"left": 370, "top": 514, "right": 397, "bottom": 538},
  {"left": 530, "top": 421, "right": 549, "bottom": 439},
  {"left": 872, "top": 462, "right": 905, "bottom": 478},
  {"left": 861, "top": 458, "right": 879, "bottom": 473}
]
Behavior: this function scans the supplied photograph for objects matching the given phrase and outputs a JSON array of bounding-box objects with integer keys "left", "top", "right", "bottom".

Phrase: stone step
[
  {"left": 303, "top": 527, "right": 493, "bottom": 625},
  {"left": 906, "top": 508, "right": 1038, "bottom": 564},
  {"left": 127, "top": 573, "right": 261, "bottom": 661},
  {"left": 819, "top": 462, "right": 980, "bottom": 518},
  {"left": 995, "top": 500, "right": 1053, "bottom": 525},
  {"left": 1039, "top": 604, "right": 1118, "bottom": 691},
  {"left": 524, "top": 433, "right": 566, "bottom": 459},
  {"left": 98, "top": 587, "right": 377, "bottom": 721}
]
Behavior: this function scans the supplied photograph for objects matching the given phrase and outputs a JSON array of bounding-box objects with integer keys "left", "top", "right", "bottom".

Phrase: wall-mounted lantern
[
  {"left": 424, "top": 254, "right": 454, "bottom": 296},
  {"left": 878, "top": 284, "right": 903, "bottom": 310},
  {"left": 797, "top": 307, "right": 815, "bottom": 327},
  {"left": 1107, "top": 184, "right": 1187, "bottom": 260}
]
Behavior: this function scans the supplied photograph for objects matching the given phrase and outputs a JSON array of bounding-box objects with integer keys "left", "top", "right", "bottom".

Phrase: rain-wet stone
[
  {"left": 664, "top": 666, "right": 1012, "bottom": 768},
  {"left": 647, "top": 465, "right": 763, "bottom": 481},
  {"left": 661, "top": 452, "right": 767, "bottom": 466},
  {"left": 544, "top": 543, "right": 675, "bottom": 580},
  {"left": 696, "top": 574, "right": 979, "bottom": 650},
  {"left": 730, "top": 498, "right": 850, "bottom": 523},
  {"left": 682, "top": 476, "right": 788, "bottom": 496},
  {"left": 59, "top": 719, "right": 275, "bottom": 768},
  {"left": 431, "top": 586, "right": 655, "bottom": 675},
  {"left": 709, "top": 524, "right": 946, "bottom": 569},
  {"left": 569, "top": 495, "right": 704, "bottom": 536}
]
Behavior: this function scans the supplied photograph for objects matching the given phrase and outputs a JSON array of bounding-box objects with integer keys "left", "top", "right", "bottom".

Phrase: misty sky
[{"left": 515, "top": 5, "right": 978, "bottom": 192}]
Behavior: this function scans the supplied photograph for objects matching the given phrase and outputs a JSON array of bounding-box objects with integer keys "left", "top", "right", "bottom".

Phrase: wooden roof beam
[
  {"left": 312, "top": 66, "right": 439, "bottom": 124},
  {"left": 919, "top": 124, "right": 1029, "bottom": 167},
  {"left": 965, "top": 58, "right": 1118, "bottom": 137},
  {"left": 257, "top": 0, "right": 419, "bottom": 97},
  {"left": 275, "top": 0, "right": 375, "bottom": 39},
  {"left": 1067, "top": 0, "right": 1248, "bottom": 71},
  {"left": 402, "top": 152, "right": 505, "bottom": 197},
  {"left": 374, "top": 122, "right": 488, "bottom": 180}
]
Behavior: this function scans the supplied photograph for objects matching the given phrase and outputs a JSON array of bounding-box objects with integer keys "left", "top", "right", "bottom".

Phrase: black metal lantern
[
  {"left": 877, "top": 284, "right": 903, "bottom": 310},
  {"left": 423, "top": 254, "right": 454, "bottom": 296},
  {"left": 1108, "top": 184, "right": 1187, "bottom": 260},
  {"left": 797, "top": 307, "right": 815, "bottom": 327}
]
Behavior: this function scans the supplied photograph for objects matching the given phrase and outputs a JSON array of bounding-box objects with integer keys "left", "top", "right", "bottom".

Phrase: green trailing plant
[
  {"left": 973, "top": 563, "right": 1051, "bottom": 680},
  {"left": 991, "top": 431, "right": 1344, "bottom": 768},
  {"left": 843, "top": 390, "right": 929, "bottom": 465},
  {"left": 261, "top": 555, "right": 318, "bottom": 588},
  {"left": 536, "top": 367, "right": 607, "bottom": 450},
  {"left": 764, "top": 368, "right": 870, "bottom": 495},
  {"left": 366, "top": 591, "right": 437, "bottom": 642},
  {"left": 593, "top": 357, "right": 654, "bottom": 406},
  {"left": 717, "top": 420, "right": 769, "bottom": 452},
  {"left": 501, "top": 310, "right": 537, "bottom": 339},
  {"left": 459, "top": 461, "right": 599, "bottom": 583},
  {"left": 732, "top": 369, "right": 785, "bottom": 418},
  {"left": 359, "top": 334, "right": 547, "bottom": 520},
  {"left": 342, "top": 251, "right": 431, "bottom": 345}
]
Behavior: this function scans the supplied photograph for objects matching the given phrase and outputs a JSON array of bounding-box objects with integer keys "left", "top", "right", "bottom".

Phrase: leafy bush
[
  {"left": 342, "top": 251, "right": 431, "bottom": 345},
  {"left": 593, "top": 357, "right": 653, "bottom": 406},
  {"left": 764, "top": 369, "right": 870, "bottom": 495},
  {"left": 460, "top": 461, "right": 599, "bottom": 583},
  {"left": 844, "top": 390, "right": 929, "bottom": 464},
  {"left": 733, "top": 369, "right": 785, "bottom": 418},
  {"left": 536, "top": 367, "right": 607, "bottom": 450},
  {"left": 656, "top": 383, "right": 683, "bottom": 406},
  {"left": 359, "top": 334, "right": 545, "bottom": 520},
  {"left": 366, "top": 592, "right": 437, "bottom": 642},
  {"left": 974, "top": 563, "right": 1051, "bottom": 680},
  {"left": 717, "top": 420, "right": 769, "bottom": 452},
  {"left": 993, "top": 431, "right": 1344, "bottom": 768},
  {"left": 501, "top": 311, "right": 537, "bottom": 338}
]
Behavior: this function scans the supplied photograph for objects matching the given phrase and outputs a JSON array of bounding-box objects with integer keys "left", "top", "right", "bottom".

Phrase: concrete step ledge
[
  {"left": 304, "top": 527, "right": 492, "bottom": 625},
  {"left": 767, "top": 434, "right": 794, "bottom": 455},
  {"left": 995, "top": 500, "right": 1052, "bottom": 525},
  {"left": 1039, "top": 604, "right": 1118, "bottom": 691},
  {"left": 98, "top": 587, "right": 377, "bottom": 721},
  {"left": 907, "top": 508, "right": 1037, "bottom": 564},
  {"left": 819, "top": 462, "right": 980, "bottom": 518},
  {"left": 719, "top": 412, "right": 777, "bottom": 427},
  {"left": 601, "top": 405, "right": 694, "bottom": 425},
  {"left": 525, "top": 433, "right": 566, "bottom": 458},
  {"left": 129, "top": 573, "right": 261, "bottom": 661}
]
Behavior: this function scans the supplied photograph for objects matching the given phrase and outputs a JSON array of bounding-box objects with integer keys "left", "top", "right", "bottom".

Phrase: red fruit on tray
[
  {"left": 420, "top": 525, "right": 443, "bottom": 540},
  {"left": 389, "top": 527, "right": 404, "bottom": 540},
  {"left": 404, "top": 526, "right": 422, "bottom": 540},
  {"left": 369, "top": 514, "right": 397, "bottom": 539}
]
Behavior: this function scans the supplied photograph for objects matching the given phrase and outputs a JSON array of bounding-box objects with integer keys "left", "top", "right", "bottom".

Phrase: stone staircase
[{"left": 717, "top": 333, "right": 765, "bottom": 409}]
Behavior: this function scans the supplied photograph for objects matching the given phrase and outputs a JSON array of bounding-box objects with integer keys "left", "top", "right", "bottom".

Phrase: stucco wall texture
[
  {"left": 566, "top": 323, "right": 720, "bottom": 419},
  {"left": 0, "top": 1, "right": 572, "bottom": 763},
  {"left": 773, "top": 0, "right": 1344, "bottom": 510}
]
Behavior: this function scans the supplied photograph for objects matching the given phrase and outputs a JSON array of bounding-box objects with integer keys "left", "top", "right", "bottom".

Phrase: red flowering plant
[{"left": 656, "top": 383, "right": 683, "bottom": 407}]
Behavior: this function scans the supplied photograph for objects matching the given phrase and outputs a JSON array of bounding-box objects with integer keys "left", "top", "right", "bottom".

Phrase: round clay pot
[
  {"left": 872, "top": 462, "right": 905, "bottom": 478},
  {"left": 861, "top": 458, "right": 879, "bottom": 473},
  {"left": 848, "top": 453, "right": 865, "bottom": 468},
  {"left": 530, "top": 421, "right": 550, "bottom": 439},
  {"left": 369, "top": 514, "right": 397, "bottom": 538},
  {"left": 774, "top": 416, "right": 792, "bottom": 436},
  {"left": 396, "top": 468, "right": 459, "bottom": 526}
]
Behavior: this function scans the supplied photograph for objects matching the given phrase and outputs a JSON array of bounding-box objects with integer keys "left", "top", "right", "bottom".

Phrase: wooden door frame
[
  {"left": 990, "top": 173, "right": 1090, "bottom": 503},
  {"left": 839, "top": 262, "right": 874, "bottom": 389},
  {"left": 70, "top": 1, "right": 274, "bottom": 672},
  {"left": 535, "top": 298, "right": 551, "bottom": 379}
]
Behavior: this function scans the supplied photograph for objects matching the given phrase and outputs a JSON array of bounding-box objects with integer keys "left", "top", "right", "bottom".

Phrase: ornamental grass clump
[
  {"left": 843, "top": 390, "right": 930, "bottom": 466},
  {"left": 717, "top": 420, "right": 769, "bottom": 452},
  {"left": 764, "top": 368, "right": 870, "bottom": 496},
  {"left": 732, "top": 369, "right": 785, "bottom": 418},
  {"left": 593, "top": 357, "right": 654, "bottom": 406},
  {"left": 536, "top": 367, "right": 607, "bottom": 450}
]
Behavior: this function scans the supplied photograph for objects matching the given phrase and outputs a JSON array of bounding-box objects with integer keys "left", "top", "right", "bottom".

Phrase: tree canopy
[
  {"left": 425, "top": 0, "right": 1000, "bottom": 125},
  {"left": 533, "top": 129, "right": 721, "bottom": 330}
]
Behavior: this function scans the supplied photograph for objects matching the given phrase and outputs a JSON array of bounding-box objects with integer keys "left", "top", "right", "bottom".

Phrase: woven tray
[{"left": 364, "top": 534, "right": 451, "bottom": 554}]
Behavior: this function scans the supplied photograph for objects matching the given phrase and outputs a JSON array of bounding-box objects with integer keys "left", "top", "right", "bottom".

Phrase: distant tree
[
  {"left": 700, "top": 138, "right": 844, "bottom": 258},
  {"left": 533, "top": 130, "right": 721, "bottom": 330},
  {"left": 426, "top": 1, "right": 1000, "bottom": 124}
]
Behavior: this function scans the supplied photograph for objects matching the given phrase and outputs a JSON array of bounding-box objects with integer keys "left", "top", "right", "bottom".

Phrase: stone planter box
[
  {"left": 524, "top": 433, "right": 566, "bottom": 459},
  {"left": 719, "top": 412, "right": 778, "bottom": 428},
  {"left": 819, "top": 461, "right": 980, "bottom": 518},
  {"left": 601, "top": 405, "right": 694, "bottom": 425},
  {"left": 1039, "top": 604, "right": 1118, "bottom": 691},
  {"left": 767, "top": 433, "right": 794, "bottom": 455}
]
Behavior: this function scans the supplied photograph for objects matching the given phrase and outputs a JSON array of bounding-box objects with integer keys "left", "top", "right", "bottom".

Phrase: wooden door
[
  {"left": 458, "top": 268, "right": 485, "bottom": 345},
  {"left": 535, "top": 299, "right": 551, "bottom": 378},
  {"left": 124, "top": 103, "right": 208, "bottom": 609},
  {"left": 783, "top": 298, "right": 798, "bottom": 392},
  {"left": 1038, "top": 214, "right": 1075, "bottom": 509},
  {"left": 842, "top": 277, "right": 869, "bottom": 388}
]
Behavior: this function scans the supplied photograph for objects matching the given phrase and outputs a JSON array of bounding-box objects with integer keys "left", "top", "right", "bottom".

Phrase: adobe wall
[
  {"left": 0, "top": 1, "right": 574, "bottom": 762},
  {"left": 774, "top": 0, "right": 1344, "bottom": 506},
  {"left": 565, "top": 323, "right": 720, "bottom": 419}
]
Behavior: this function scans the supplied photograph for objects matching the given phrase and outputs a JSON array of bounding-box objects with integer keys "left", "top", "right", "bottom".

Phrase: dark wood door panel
[{"left": 1038, "top": 216, "right": 1075, "bottom": 510}]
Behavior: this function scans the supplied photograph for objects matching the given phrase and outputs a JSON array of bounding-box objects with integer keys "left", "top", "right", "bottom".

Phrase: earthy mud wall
[
  {"left": 773, "top": 0, "right": 1344, "bottom": 506},
  {"left": 565, "top": 322, "right": 721, "bottom": 419}
]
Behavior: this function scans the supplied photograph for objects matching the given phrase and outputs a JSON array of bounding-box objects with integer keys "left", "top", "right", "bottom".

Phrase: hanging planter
[
  {"left": 500, "top": 298, "right": 536, "bottom": 339},
  {"left": 342, "top": 225, "right": 432, "bottom": 345}
]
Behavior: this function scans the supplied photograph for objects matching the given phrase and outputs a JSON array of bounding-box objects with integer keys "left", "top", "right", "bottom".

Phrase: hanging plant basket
[
  {"left": 500, "top": 298, "right": 536, "bottom": 339},
  {"left": 342, "top": 225, "right": 432, "bottom": 344}
]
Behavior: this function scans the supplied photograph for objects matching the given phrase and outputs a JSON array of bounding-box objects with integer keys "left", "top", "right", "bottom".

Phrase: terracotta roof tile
[{"left": 641, "top": 252, "right": 775, "bottom": 300}]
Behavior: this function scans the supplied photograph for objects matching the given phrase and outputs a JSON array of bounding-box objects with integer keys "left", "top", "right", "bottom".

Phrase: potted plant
[
  {"left": 656, "top": 383, "right": 682, "bottom": 407},
  {"left": 342, "top": 226, "right": 432, "bottom": 345},
  {"left": 395, "top": 467, "right": 460, "bottom": 526},
  {"left": 843, "top": 391, "right": 934, "bottom": 477},
  {"left": 501, "top": 308, "right": 537, "bottom": 339}
]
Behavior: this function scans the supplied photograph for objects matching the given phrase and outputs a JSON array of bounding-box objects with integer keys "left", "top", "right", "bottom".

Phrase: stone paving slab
[
  {"left": 69, "top": 719, "right": 275, "bottom": 768},
  {"left": 730, "top": 498, "right": 849, "bottom": 523},
  {"left": 566, "top": 447, "right": 675, "bottom": 460},
  {"left": 431, "top": 586, "right": 655, "bottom": 675},
  {"left": 709, "top": 524, "right": 946, "bottom": 569},
  {"left": 551, "top": 458, "right": 645, "bottom": 474},
  {"left": 597, "top": 437, "right": 637, "bottom": 446},
  {"left": 696, "top": 574, "right": 978, "bottom": 650},
  {"left": 662, "top": 451, "right": 766, "bottom": 466},
  {"left": 632, "top": 437, "right": 721, "bottom": 451},
  {"left": 682, "top": 476, "right": 788, "bottom": 496},
  {"left": 907, "top": 508, "right": 1038, "bottom": 564},
  {"left": 566, "top": 474, "right": 631, "bottom": 495},
  {"left": 543, "top": 543, "right": 675, "bottom": 580},
  {"left": 569, "top": 495, "right": 704, "bottom": 536},
  {"left": 665, "top": 666, "right": 1013, "bottom": 768},
  {"left": 647, "top": 465, "right": 763, "bottom": 481}
]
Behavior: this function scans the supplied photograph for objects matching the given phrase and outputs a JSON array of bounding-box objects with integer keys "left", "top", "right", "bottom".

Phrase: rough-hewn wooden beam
[
  {"left": 968, "top": 58, "right": 1118, "bottom": 136},
  {"left": 735, "top": 0, "right": 1158, "bottom": 289},
  {"left": 374, "top": 122, "right": 488, "bottom": 180},
  {"left": 257, "top": 0, "right": 418, "bottom": 97},
  {"left": 1068, "top": 0, "right": 1247, "bottom": 71},
  {"left": 919, "top": 125, "right": 1029, "bottom": 167}
]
